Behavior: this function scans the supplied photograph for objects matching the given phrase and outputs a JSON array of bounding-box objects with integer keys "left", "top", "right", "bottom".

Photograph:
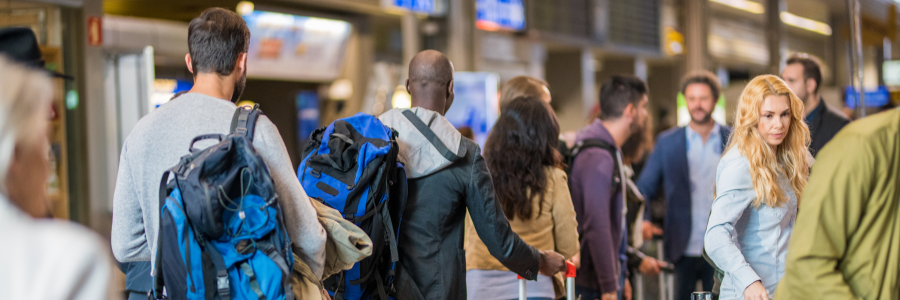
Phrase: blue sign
[
  {"left": 393, "top": 0, "right": 437, "bottom": 14},
  {"left": 296, "top": 91, "right": 319, "bottom": 144},
  {"left": 476, "top": 0, "right": 526, "bottom": 31},
  {"left": 445, "top": 72, "right": 500, "bottom": 147},
  {"left": 845, "top": 86, "right": 890, "bottom": 109}
]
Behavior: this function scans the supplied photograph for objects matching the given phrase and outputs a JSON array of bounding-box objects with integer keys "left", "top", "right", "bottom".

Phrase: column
[
  {"left": 447, "top": 0, "right": 473, "bottom": 71},
  {"left": 766, "top": 0, "right": 786, "bottom": 74},
  {"left": 581, "top": 48, "right": 597, "bottom": 116},
  {"left": 684, "top": 0, "right": 707, "bottom": 72},
  {"left": 82, "top": 0, "right": 115, "bottom": 236},
  {"left": 402, "top": 12, "right": 420, "bottom": 77}
]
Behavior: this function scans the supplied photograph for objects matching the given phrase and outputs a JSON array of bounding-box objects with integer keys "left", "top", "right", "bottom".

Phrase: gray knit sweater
[{"left": 111, "top": 93, "right": 326, "bottom": 277}]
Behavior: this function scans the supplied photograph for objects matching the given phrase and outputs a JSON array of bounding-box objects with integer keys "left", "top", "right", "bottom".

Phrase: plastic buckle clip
[{"left": 216, "top": 275, "right": 230, "bottom": 298}]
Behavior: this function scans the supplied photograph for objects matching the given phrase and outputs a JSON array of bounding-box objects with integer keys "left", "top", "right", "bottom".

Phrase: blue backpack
[
  {"left": 298, "top": 113, "right": 407, "bottom": 300},
  {"left": 152, "top": 105, "right": 294, "bottom": 300}
]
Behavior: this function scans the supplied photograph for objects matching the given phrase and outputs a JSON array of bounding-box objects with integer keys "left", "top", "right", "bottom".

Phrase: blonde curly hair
[{"left": 726, "top": 75, "right": 811, "bottom": 208}]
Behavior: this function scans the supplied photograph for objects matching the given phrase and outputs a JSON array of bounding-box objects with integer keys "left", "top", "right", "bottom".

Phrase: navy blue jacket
[{"left": 636, "top": 125, "right": 731, "bottom": 263}]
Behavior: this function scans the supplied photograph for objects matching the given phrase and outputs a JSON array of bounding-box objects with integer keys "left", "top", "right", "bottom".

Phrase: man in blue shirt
[{"left": 637, "top": 71, "right": 732, "bottom": 300}]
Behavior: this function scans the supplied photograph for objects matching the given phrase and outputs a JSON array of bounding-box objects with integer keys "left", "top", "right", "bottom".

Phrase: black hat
[{"left": 0, "top": 27, "right": 72, "bottom": 79}]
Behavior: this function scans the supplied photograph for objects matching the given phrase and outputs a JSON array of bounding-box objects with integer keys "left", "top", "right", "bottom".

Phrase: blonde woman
[{"left": 704, "top": 75, "right": 811, "bottom": 300}]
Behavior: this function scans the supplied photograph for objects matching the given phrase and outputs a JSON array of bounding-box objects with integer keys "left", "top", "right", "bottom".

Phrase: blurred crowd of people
[{"left": 1, "top": 6, "right": 899, "bottom": 300}]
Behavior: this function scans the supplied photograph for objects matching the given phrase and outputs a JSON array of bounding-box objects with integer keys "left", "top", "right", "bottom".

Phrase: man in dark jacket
[
  {"left": 781, "top": 53, "right": 850, "bottom": 156},
  {"left": 378, "top": 50, "right": 566, "bottom": 300}
]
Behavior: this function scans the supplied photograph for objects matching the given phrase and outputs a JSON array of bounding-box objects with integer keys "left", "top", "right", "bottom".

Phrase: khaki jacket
[
  {"left": 464, "top": 167, "right": 580, "bottom": 298},
  {"left": 775, "top": 109, "right": 900, "bottom": 299},
  {"left": 291, "top": 199, "right": 374, "bottom": 299}
]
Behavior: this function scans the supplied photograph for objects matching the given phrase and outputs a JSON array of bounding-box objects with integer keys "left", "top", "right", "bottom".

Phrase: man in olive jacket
[
  {"left": 379, "top": 50, "right": 567, "bottom": 300},
  {"left": 775, "top": 109, "right": 900, "bottom": 299}
]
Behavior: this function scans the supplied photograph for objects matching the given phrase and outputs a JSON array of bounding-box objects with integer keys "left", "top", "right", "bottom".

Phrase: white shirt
[{"left": 0, "top": 194, "right": 119, "bottom": 300}]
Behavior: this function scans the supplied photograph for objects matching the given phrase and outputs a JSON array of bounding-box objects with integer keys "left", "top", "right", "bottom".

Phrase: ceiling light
[
  {"left": 710, "top": 0, "right": 764, "bottom": 14},
  {"left": 781, "top": 12, "right": 832, "bottom": 35},
  {"left": 236, "top": 1, "right": 254, "bottom": 16},
  {"left": 391, "top": 85, "right": 411, "bottom": 109}
]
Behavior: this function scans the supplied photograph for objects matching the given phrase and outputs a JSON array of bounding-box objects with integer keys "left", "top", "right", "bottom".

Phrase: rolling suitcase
[{"left": 516, "top": 261, "right": 577, "bottom": 300}]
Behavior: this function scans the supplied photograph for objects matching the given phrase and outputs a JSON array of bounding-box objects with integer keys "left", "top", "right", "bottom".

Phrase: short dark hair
[
  {"left": 680, "top": 71, "right": 721, "bottom": 101},
  {"left": 598, "top": 75, "right": 648, "bottom": 120},
  {"left": 786, "top": 53, "right": 823, "bottom": 93},
  {"left": 188, "top": 8, "right": 250, "bottom": 76}
]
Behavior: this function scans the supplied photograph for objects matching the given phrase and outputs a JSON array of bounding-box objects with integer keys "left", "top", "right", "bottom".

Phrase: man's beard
[
  {"left": 629, "top": 118, "right": 645, "bottom": 135},
  {"left": 231, "top": 72, "right": 247, "bottom": 102},
  {"left": 691, "top": 109, "right": 713, "bottom": 124}
]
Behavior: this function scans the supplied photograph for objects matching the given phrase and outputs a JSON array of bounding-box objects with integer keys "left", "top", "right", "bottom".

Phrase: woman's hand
[
  {"left": 743, "top": 281, "right": 768, "bottom": 300},
  {"left": 569, "top": 253, "right": 581, "bottom": 269}
]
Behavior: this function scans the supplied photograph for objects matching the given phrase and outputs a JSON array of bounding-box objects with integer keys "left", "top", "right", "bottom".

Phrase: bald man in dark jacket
[{"left": 378, "top": 50, "right": 566, "bottom": 300}]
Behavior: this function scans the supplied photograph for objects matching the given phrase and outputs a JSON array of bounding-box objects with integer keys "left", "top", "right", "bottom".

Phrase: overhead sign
[
  {"left": 845, "top": 86, "right": 891, "bottom": 109},
  {"left": 242, "top": 11, "right": 351, "bottom": 82},
  {"left": 384, "top": 0, "right": 446, "bottom": 15},
  {"left": 476, "top": 0, "right": 526, "bottom": 31}
]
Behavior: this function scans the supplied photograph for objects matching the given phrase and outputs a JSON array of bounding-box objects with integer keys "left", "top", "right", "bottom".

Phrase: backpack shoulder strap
[
  {"left": 571, "top": 138, "right": 622, "bottom": 189},
  {"left": 231, "top": 104, "right": 262, "bottom": 141}
]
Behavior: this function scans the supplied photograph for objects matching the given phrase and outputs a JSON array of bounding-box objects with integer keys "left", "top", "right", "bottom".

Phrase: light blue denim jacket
[{"left": 704, "top": 149, "right": 797, "bottom": 300}]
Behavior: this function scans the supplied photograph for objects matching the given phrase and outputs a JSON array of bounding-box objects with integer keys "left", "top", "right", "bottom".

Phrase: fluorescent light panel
[
  {"left": 710, "top": 0, "right": 765, "bottom": 14},
  {"left": 780, "top": 12, "right": 833, "bottom": 35}
]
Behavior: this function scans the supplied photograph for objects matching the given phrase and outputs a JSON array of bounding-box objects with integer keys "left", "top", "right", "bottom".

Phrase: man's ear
[
  {"left": 236, "top": 52, "right": 248, "bottom": 75},
  {"left": 624, "top": 102, "right": 636, "bottom": 119},
  {"left": 185, "top": 53, "right": 193, "bottom": 74},
  {"left": 447, "top": 80, "right": 454, "bottom": 97},
  {"left": 406, "top": 79, "right": 411, "bottom": 93},
  {"left": 806, "top": 77, "right": 817, "bottom": 95}
]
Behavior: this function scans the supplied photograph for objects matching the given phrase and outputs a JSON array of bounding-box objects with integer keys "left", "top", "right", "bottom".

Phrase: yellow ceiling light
[
  {"left": 328, "top": 79, "right": 353, "bottom": 101},
  {"left": 237, "top": 1, "right": 255, "bottom": 16},
  {"left": 710, "top": 0, "right": 764, "bottom": 14},
  {"left": 391, "top": 85, "right": 411, "bottom": 109},
  {"left": 781, "top": 12, "right": 832, "bottom": 36}
]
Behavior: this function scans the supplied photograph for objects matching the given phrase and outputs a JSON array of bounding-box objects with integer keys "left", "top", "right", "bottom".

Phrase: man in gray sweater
[{"left": 110, "top": 7, "right": 326, "bottom": 293}]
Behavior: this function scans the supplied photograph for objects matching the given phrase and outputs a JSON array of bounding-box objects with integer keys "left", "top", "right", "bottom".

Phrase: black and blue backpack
[
  {"left": 152, "top": 105, "right": 295, "bottom": 300},
  {"left": 297, "top": 113, "right": 407, "bottom": 300}
]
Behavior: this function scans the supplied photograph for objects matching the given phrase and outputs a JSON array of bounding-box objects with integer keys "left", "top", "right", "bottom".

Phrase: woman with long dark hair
[{"left": 465, "top": 96, "right": 579, "bottom": 300}]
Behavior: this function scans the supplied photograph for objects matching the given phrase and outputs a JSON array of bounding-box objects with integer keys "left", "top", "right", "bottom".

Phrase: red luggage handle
[
  {"left": 518, "top": 261, "right": 577, "bottom": 300},
  {"left": 566, "top": 261, "right": 576, "bottom": 278}
]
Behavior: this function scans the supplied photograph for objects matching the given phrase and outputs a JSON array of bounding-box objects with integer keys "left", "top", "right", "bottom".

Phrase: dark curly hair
[{"left": 484, "top": 96, "right": 564, "bottom": 221}]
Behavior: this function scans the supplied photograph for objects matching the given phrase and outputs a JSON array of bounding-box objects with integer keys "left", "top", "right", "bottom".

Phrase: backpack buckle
[
  {"left": 216, "top": 275, "right": 230, "bottom": 298},
  {"left": 311, "top": 169, "right": 321, "bottom": 178}
]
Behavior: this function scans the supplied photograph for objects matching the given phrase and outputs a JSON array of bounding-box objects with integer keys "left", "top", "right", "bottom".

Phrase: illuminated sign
[
  {"left": 884, "top": 60, "right": 900, "bottom": 87},
  {"left": 385, "top": 0, "right": 446, "bottom": 15},
  {"left": 242, "top": 11, "right": 351, "bottom": 82},
  {"left": 445, "top": 72, "right": 500, "bottom": 147},
  {"left": 476, "top": 0, "right": 526, "bottom": 31},
  {"left": 845, "top": 86, "right": 890, "bottom": 109}
]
